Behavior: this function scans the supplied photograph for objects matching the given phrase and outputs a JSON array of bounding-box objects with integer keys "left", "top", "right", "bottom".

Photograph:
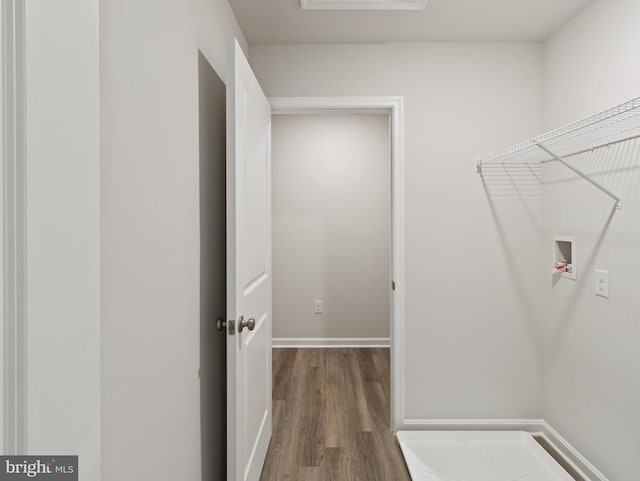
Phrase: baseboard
[
  {"left": 400, "top": 418, "right": 544, "bottom": 434},
  {"left": 272, "top": 337, "right": 390, "bottom": 348},
  {"left": 541, "top": 421, "right": 610, "bottom": 481},
  {"left": 397, "top": 418, "right": 608, "bottom": 481}
]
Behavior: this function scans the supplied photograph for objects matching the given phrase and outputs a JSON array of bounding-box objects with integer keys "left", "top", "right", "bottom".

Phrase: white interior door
[{"left": 226, "top": 38, "right": 272, "bottom": 481}]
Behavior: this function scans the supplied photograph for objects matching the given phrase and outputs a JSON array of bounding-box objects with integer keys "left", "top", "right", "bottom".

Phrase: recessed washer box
[
  {"left": 553, "top": 235, "right": 576, "bottom": 281},
  {"left": 397, "top": 431, "right": 575, "bottom": 481}
]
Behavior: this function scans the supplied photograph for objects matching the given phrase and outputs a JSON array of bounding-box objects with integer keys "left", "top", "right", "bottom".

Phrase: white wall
[
  {"left": 543, "top": 0, "right": 640, "bottom": 128},
  {"left": 100, "top": 1, "right": 246, "bottom": 480},
  {"left": 272, "top": 114, "right": 390, "bottom": 340},
  {"left": 251, "top": 43, "right": 545, "bottom": 420},
  {"left": 542, "top": 1, "right": 640, "bottom": 480},
  {"left": 24, "top": 1, "right": 101, "bottom": 478}
]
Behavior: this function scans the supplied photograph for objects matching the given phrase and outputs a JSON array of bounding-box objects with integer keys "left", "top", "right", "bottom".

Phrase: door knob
[
  {"left": 238, "top": 316, "right": 255, "bottom": 333},
  {"left": 216, "top": 317, "right": 226, "bottom": 331}
]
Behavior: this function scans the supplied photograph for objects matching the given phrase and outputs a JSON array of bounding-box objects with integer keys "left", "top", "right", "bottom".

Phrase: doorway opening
[
  {"left": 270, "top": 97, "right": 405, "bottom": 431},
  {"left": 261, "top": 98, "right": 405, "bottom": 479}
]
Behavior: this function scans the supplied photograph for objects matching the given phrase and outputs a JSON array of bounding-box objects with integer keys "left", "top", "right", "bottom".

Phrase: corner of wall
[{"left": 539, "top": 2, "right": 640, "bottom": 481}]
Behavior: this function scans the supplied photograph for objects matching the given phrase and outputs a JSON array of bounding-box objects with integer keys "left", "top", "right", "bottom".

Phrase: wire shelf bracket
[{"left": 535, "top": 141, "right": 622, "bottom": 209}]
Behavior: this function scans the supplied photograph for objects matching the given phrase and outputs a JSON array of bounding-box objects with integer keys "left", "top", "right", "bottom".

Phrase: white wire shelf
[{"left": 475, "top": 96, "right": 640, "bottom": 209}]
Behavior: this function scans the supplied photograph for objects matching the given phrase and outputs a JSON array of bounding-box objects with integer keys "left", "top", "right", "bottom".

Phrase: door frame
[
  {"left": 2, "top": 0, "right": 28, "bottom": 455},
  {"left": 269, "top": 96, "right": 406, "bottom": 431}
]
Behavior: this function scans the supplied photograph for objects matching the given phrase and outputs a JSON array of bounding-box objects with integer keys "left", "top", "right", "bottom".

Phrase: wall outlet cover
[{"left": 595, "top": 269, "right": 609, "bottom": 298}]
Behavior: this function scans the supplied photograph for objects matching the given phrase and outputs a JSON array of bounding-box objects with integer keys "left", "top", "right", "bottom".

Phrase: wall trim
[
  {"left": 400, "top": 418, "right": 544, "bottom": 434},
  {"left": 541, "top": 421, "right": 609, "bottom": 481},
  {"left": 270, "top": 96, "right": 405, "bottom": 432},
  {"left": 273, "top": 338, "right": 391, "bottom": 348},
  {"left": 301, "top": 0, "right": 428, "bottom": 11}
]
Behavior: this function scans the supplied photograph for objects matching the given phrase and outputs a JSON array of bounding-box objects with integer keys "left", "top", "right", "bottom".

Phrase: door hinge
[
  {"left": 392, "top": 280, "right": 396, "bottom": 291},
  {"left": 228, "top": 320, "right": 236, "bottom": 335}
]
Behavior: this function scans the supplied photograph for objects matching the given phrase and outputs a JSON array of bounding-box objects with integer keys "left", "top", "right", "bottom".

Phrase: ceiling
[{"left": 228, "top": 0, "right": 594, "bottom": 44}]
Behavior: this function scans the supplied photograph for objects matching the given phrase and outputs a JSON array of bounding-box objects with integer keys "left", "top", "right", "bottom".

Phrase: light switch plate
[
  {"left": 595, "top": 270, "right": 609, "bottom": 298},
  {"left": 314, "top": 300, "right": 323, "bottom": 314}
]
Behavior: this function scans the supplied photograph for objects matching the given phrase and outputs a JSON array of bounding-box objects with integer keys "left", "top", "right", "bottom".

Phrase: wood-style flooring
[
  {"left": 260, "top": 348, "right": 583, "bottom": 481},
  {"left": 260, "top": 348, "right": 411, "bottom": 481}
]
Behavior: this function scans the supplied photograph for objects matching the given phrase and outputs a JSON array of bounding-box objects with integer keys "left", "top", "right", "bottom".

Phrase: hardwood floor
[
  {"left": 260, "top": 348, "right": 583, "bottom": 481},
  {"left": 260, "top": 348, "right": 411, "bottom": 481}
]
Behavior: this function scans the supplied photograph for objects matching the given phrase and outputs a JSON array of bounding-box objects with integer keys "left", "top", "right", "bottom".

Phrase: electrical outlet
[
  {"left": 595, "top": 270, "right": 609, "bottom": 298},
  {"left": 314, "top": 300, "right": 323, "bottom": 314}
]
